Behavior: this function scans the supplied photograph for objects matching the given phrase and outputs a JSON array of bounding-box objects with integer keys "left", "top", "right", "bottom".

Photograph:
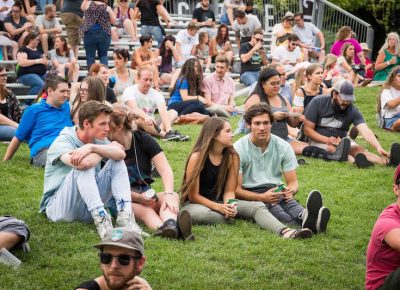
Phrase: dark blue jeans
[
  {"left": 83, "top": 27, "right": 111, "bottom": 69},
  {"left": 168, "top": 100, "right": 209, "bottom": 116}
]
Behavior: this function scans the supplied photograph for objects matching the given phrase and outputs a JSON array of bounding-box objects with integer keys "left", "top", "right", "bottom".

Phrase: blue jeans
[
  {"left": 39, "top": 0, "right": 52, "bottom": 12},
  {"left": 220, "top": 13, "right": 230, "bottom": 25},
  {"left": 141, "top": 25, "right": 164, "bottom": 47},
  {"left": 0, "top": 125, "right": 17, "bottom": 141},
  {"left": 168, "top": 100, "right": 209, "bottom": 116},
  {"left": 84, "top": 27, "right": 111, "bottom": 69},
  {"left": 240, "top": 71, "right": 259, "bottom": 86},
  {"left": 18, "top": 73, "right": 46, "bottom": 95}
]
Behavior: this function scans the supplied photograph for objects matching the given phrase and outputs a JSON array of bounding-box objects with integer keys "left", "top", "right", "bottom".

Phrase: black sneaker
[
  {"left": 177, "top": 210, "right": 195, "bottom": 241},
  {"left": 162, "top": 130, "right": 180, "bottom": 142},
  {"left": 327, "top": 137, "right": 351, "bottom": 162},
  {"left": 355, "top": 153, "right": 374, "bottom": 168},
  {"left": 154, "top": 219, "right": 179, "bottom": 239},
  {"left": 389, "top": 143, "right": 400, "bottom": 167},
  {"left": 316, "top": 207, "right": 330, "bottom": 233},
  {"left": 301, "top": 190, "right": 323, "bottom": 234},
  {"left": 173, "top": 130, "right": 190, "bottom": 142}
]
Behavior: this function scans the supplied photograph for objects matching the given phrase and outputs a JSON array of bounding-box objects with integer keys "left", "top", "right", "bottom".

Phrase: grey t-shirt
[
  {"left": 35, "top": 15, "right": 61, "bottom": 30},
  {"left": 48, "top": 49, "right": 75, "bottom": 64},
  {"left": 304, "top": 94, "right": 365, "bottom": 138},
  {"left": 233, "top": 14, "right": 261, "bottom": 38},
  {"left": 40, "top": 126, "right": 109, "bottom": 212},
  {"left": 293, "top": 22, "right": 320, "bottom": 46}
]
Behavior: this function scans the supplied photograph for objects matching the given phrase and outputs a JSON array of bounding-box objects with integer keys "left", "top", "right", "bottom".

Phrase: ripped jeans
[{"left": 45, "top": 160, "right": 133, "bottom": 223}]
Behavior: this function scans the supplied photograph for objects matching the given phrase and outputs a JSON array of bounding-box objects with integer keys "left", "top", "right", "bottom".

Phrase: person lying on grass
[
  {"left": 234, "top": 103, "right": 330, "bottom": 238},
  {"left": 180, "top": 116, "right": 312, "bottom": 239},
  {"left": 107, "top": 104, "right": 194, "bottom": 240},
  {"left": 365, "top": 165, "right": 400, "bottom": 290},
  {"left": 303, "top": 79, "right": 400, "bottom": 168}
]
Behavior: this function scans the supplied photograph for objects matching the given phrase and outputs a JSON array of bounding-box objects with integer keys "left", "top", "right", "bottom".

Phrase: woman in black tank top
[
  {"left": 181, "top": 117, "right": 239, "bottom": 225},
  {"left": 293, "top": 64, "right": 329, "bottom": 112},
  {"left": 245, "top": 67, "right": 309, "bottom": 155}
]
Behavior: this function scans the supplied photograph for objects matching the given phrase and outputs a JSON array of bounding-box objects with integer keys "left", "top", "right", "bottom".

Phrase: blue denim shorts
[{"left": 384, "top": 113, "right": 400, "bottom": 129}]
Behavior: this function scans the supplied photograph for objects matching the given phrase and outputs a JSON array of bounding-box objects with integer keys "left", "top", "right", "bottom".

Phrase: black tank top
[
  {"left": 199, "top": 156, "right": 224, "bottom": 202},
  {"left": 301, "top": 86, "right": 323, "bottom": 109},
  {"left": 270, "top": 95, "right": 289, "bottom": 140}
]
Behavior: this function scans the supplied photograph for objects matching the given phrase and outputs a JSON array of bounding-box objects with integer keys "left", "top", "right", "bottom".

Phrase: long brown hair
[
  {"left": 71, "top": 77, "right": 106, "bottom": 121},
  {"left": 169, "top": 58, "right": 204, "bottom": 96},
  {"left": 336, "top": 26, "right": 351, "bottom": 41},
  {"left": 341, "top": 43, "right": 355, "bottom": 65},
  {"left": 180, "top": 117, "right": 236, "bottom": 203},
  {"left": 55, "top": 35, "right": 70, "bottom": 58},
  {"left": 0, "top": 65, "right": 9, "bottom": 100},
  {"left": 109, "top": 103, "right": 138, "bottom": 132},
  {"left": 215, "top": 24, "right": 230, "bottom": 47}
]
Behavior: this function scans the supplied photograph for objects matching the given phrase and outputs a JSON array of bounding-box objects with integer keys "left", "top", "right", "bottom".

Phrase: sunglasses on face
[
  {"left": 120, "top": 0, "right": 128, "bottom": 2},
  {"left": 290, "top": 42, "right": 298, "bottom": 46},
  {"left": 99, "top": 253, "right": 140, "bottom": 266},
  {"left": 254, "top": 37, "right": 263, "bottom": 42}
]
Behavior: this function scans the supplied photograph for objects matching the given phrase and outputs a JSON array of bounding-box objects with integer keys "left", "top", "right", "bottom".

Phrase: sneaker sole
[
  {"left": 178, "top": 210, "right": 195, "bottom": 241},
  {"left": 302, "top": 190, "right": 323, "bottom": 233},
  {"left": 163, "top": 136, "right": 181, "bottom": 142},
  {"left": 179, "top": 136, "right": 190, "bottom": 142},
  {"left": 339, "top": 138, "right": 351, "bottom": 162},
  {"left": 389, "top": 143, "right": 400, "bottom": 167},
  {"left": 355, "top": 153, "right": 374, "bottom": 168},
  {"left": 316, "top": 207, "right": 331, "bottom": 233},
  {"left": 160, "top": 227, "right": 179, "bottom": 239},
  {"left": 294, "top": 228, "right": 313, "bottom": 239}
]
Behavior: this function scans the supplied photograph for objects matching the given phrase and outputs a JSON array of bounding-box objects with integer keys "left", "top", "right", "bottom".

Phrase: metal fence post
[{"left": 366, "top": 26, "right": 375, "bottom": 58}]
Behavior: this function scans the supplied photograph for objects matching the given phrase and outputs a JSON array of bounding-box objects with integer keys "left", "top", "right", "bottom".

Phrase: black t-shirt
[
  {"left": 125, "top": 131, "right": 162, "bottom": 186},
  {"left": 3, "top": 16, "right": 28, "bottom": 40},
  {"left": 0, "top": 102, "right": 8, "bottom": 116},
  {"left": 62, "top": 0, "right": 84, "bottom": 17},
  {"left": 17, "top": 47, "right": 47, "bottom": 77},
  {"left": 239, "top": 42, "right": 262, "bottom": 74},
  {"left": 304, "top": 94, "right": 365, "bottom": 138},
  {"left": 106, "top": 87, "right": 117, "bottom": 104},
  {"left": 192, "top": 7, "right": 215, "bottom": 26},
  {"left": 199, "top": 156, "right": 224, "bottom": 202},
  {"left": 136, "top": 0, "right": 160, "bottom": 26},
  {"left": 75, "top": 279, "right": 100, "bottom": 290}
]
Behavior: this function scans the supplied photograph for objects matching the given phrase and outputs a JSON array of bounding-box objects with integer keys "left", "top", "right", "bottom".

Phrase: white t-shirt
[
  {"left": 272, "top": 45, "right": 301, "bottom": 64},
  {"left": 122, "top": 85, "right": 165, "bottom": 116},
  {"left": 176, "top": 29, "right": 199, "bottom": 57},
  {"left": 381, "top": 87, "right": 400, "bottom": 118},
  {"left": 0, "top": 0, "right": 13, "bottom": 21},
  {"left": 232, "top": 14, "right": 261, "bottom": 38},
  {"left": 293, "top": 22, "right": 320, "bottom": 46}
]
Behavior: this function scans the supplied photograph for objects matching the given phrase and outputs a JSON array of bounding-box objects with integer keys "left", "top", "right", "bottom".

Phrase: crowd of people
[{"left": 1, "top": 0, "right": 400, "bottom": 289}]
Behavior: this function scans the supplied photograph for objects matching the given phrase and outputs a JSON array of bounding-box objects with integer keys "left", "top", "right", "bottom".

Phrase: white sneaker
[
  {"left": 91, "top": 208, "right": 113, "bottom": 239},
  {"left": 116, "top": 211, "right": 150, "bottom": 238}
]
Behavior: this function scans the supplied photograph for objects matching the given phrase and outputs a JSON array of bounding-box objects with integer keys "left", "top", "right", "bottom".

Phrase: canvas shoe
[
  {"left": 281, "top": 228, "right": 313, "bottom": 239},
  {"left": 316, "top": 207, "right": 331, "bottom": 233},
  {"left": 389, "top": 143, "right": 400, "bottom": 167},
  {"left": 327, "top": 137, "right": 351, "bottom": 162},
  {"left": 154, "top": 219, "right": 179, "bottom": 239},
  {"left": 355, "top": 153, "right": 374, "bottom": 168},
  {"left": 301, "top": 190, "right": 323, "bottom": 234},
  {"left": 177, "top": 210, "right": 195, "bottom": 241},
  {"left": 162, "top": 130, "right": 180, "bottom": 142},
  {"left": 116, "top": 211, "right": 150, "bottom": 238},
  {"left": 173, "top": 130, "right": 190, "bottom": 142},
  {"left": 91, "top": 208, "right": 113, "bottom": 239}
]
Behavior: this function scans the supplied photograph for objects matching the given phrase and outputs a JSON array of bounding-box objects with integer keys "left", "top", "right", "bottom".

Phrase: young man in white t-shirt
[
  {"left": 122, "top": 67, "right": 189, "bottom": 141},
  {"left": 272, "top": 33, "right": 304, "bottom": 74},
  {"left": 175, "top": 22, "right": 199, "bottom": 63},
  {"left": 233, "top": 9, "right": 262, "bottom": 49}
]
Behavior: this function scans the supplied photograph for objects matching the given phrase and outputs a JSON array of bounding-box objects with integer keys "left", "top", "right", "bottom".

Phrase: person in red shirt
[{"left": 366, "top": 165, "right": 400, "bottom": 289}]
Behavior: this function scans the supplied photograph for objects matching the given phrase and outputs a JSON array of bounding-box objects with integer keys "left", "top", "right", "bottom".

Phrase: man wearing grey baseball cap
[
  {"left": 76, "top": 228, "right": 151, "bottom": 290},
  {"left": 303, "top": 79, "right": 400, "bottom": 168}
]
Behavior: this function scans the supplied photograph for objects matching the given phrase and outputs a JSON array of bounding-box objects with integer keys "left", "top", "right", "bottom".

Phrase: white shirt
[
  {"left": 0, "top": 0, "right": 13, "bottom": 21},
  {"left": 272, "top": 45, "right": 301, "bottom": 71},
  {"left": 176, "top": 29, "right": 199, "bottom": 57},
  {"left": 122, "top": 85, "right": 165, "bottom": 116},
  {"left": 381, "top": 87, "right": 400, "bottom": 118},
  {"left": 293, "top": 22, "right": 320, "bottom": 46}
]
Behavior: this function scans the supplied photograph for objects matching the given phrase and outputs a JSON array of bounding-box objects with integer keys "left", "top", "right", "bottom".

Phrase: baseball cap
[
  {"left": 283, "top": 11, "right": 294, "bottom": 20},
  {"left": 94, "top": 228, "right": 144, "bottom": 256},
  {"left": 333, "top": 79, "right": 355, "bottom": 101},
  {"left": 394, "top": 165, "right": 400, "bottom": 184}
]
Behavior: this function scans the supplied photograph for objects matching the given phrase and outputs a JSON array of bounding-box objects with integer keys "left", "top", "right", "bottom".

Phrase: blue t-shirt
[
  {"left": 168, "top": 78, "right": 189, "bottom": 105},
  {"left": 15, "top": 99, "right": 73, "bottom": 158}
]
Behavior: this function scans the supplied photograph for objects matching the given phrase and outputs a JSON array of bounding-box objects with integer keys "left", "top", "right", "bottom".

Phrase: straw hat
[{"left": 360, "top": 43, "right": 371, "bottom": 52}]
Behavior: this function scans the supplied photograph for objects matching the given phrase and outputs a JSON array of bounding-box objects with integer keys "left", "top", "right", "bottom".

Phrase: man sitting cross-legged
[
  {"left": 40, "top": 101, "right": 146, "bottom": 239},
  {"left": 303, "top": 79, "right": 400, "bottom": 168},
  {"left": 122, "top": 67, "right": 189, "bottom": 142},
  {"left": 233, "top": 103, "right": 331, "bottom": 237}
]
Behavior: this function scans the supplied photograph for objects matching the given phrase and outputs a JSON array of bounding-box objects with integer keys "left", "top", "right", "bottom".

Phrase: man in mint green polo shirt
[{"left": 233, "top": 103, "right": 331, "bottom": 237}]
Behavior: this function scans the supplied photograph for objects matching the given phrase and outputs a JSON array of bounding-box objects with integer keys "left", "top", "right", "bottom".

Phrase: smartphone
[
  {"left": 274, "top": 184, "right": 286, "bottom": 192},
  {"left": 153, "top": 120, "right": 161, "bottom": 133}
]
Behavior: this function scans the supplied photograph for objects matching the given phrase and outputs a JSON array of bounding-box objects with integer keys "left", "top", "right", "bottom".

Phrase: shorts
[
  {"left": 60, "top": 12, "right": 83, "bottom": 47},
  {"left": 384, "top": 113, "right": 400, "bottom": 129},
  {"left": 0, "top": 216, "right": 30, "bottom": 250}
]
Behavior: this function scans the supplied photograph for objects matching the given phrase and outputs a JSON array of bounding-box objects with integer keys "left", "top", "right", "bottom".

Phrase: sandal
[{"left": 281, "top": 228, "right": 312, "bottom": 239}]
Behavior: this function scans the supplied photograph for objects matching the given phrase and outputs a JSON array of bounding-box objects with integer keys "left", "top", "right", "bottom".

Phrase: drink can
[
  {"left": 144, "top": 188, "right": 159, "bottom": 201},
  {"left": 227, "top": 198, "right": 238, "bottom": 209}
]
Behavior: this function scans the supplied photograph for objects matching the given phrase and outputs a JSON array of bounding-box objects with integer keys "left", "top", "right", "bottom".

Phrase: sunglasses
[
  {"left": 120, "top": 0, "right": 128, "bottom": 2},
  {"left": 254, "top": 37, "right": 263, "bottom": 42},
  {"left": 99, "top": 253, "right": 140, "bottom": 266},
  {"left": 290, "top": 42, "right": 298, "bottom": 46}
]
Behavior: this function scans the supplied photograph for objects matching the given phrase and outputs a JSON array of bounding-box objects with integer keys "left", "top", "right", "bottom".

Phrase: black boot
[{"left": 154, "top": 219, "right": 179, "bottom": 239}]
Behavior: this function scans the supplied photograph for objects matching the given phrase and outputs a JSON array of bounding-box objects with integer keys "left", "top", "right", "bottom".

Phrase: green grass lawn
[{"left": 0, "top": 87, "right": 398, "bottom": 290}]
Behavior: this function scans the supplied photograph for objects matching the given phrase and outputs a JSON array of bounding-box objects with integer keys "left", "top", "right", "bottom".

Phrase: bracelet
[
  {"left": 35, "top": 59, "right": 39, "bottom": 64},
  {"left": 164, "top": 192, "right": 175, "bottom": 195},
  {"left": 387, "top": 61, "right": 390, "bottom": 66}
]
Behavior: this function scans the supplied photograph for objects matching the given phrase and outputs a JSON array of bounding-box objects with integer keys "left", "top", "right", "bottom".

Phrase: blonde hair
[
  {"left": 324, "top": 53, "right": 338, "bottom": 70},
  {"left": 379, "top": 32, "right": 400, "bottom": 57}
]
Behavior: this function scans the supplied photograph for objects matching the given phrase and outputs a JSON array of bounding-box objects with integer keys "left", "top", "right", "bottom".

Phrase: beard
[{"left": 332, "top": 98, "right": 349, "bottom": 113}]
